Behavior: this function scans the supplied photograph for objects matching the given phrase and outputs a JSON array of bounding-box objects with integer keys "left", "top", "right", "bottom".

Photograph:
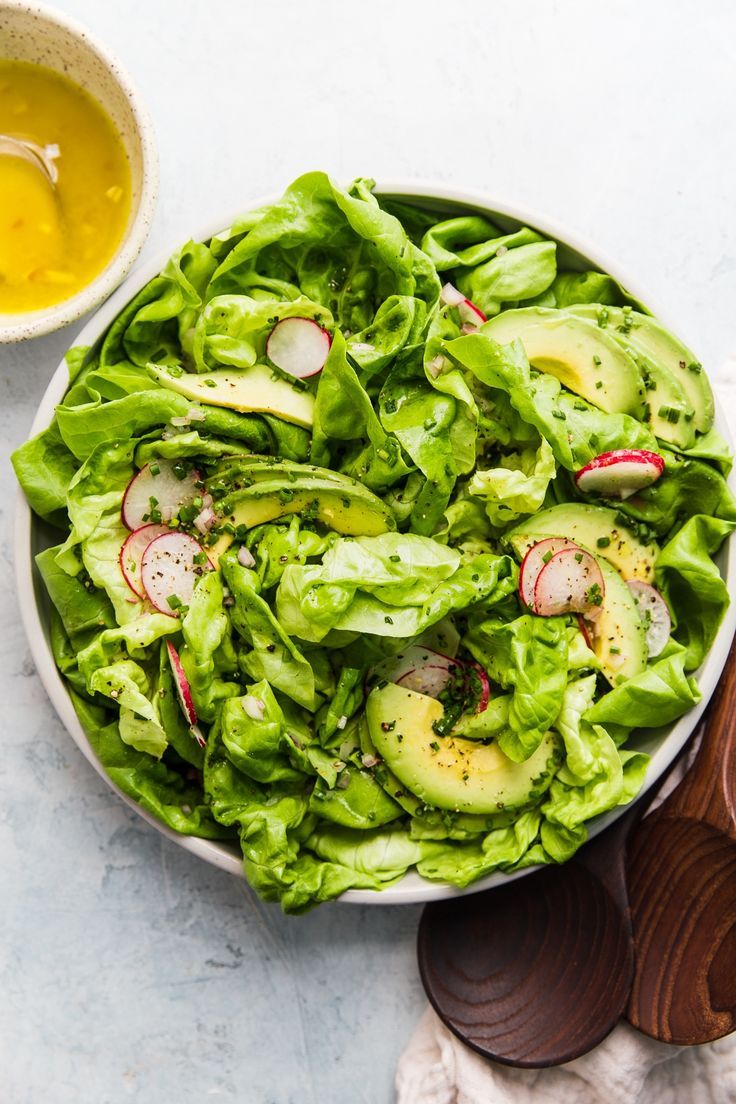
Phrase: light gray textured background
[{"left": 2, "top": 2, "right": 736, "bottom": 1101}]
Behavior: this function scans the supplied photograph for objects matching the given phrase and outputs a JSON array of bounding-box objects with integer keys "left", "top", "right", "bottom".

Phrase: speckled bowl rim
[
  {"left": 0, "top": 0, "right": 158, "bottom": 342},
  {"left": 14, "top": 181, "right": 736, "bottom": 905}
]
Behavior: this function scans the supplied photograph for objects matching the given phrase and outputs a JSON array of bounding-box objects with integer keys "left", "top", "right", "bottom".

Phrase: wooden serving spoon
[
  {"left": 418, "top": 796, "right": 647, "bottom": 1068},
  {"left": 626, "top": 637, "right": 736, "bottom": 1044}
]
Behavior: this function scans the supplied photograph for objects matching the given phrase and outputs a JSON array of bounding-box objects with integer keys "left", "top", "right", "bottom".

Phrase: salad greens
[{"left": 14, "top": 172, "right": 735, "bottom": 912}]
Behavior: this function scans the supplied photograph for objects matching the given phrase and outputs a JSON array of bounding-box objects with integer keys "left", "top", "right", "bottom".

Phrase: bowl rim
[
  {"left": 14, "top": 179, "right": 736, "bottom": 904},
  {"left": 0, "top": 0, "right": 159, "bottom": 342}
]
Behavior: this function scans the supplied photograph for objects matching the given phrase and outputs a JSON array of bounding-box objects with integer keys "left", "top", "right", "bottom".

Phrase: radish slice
[
  {"left": 458, "top": 300, "right": 487, "bottom": 330},
  {"left": 141, "top": 532, "right": 213, "bottom": 616},
  {"left": 122, "top": 460, "right": 202, "bottom": 531},
  {"left": 119, "top": 523, "right": 170, "bottom": 598},
  {"left": 627, "top": 580, "right": 671, "bottom": 658},
  {"left": 440, "top": 283, "right": 466, "bottom": 307},
  {"left": 166, "top": 640, "right": 206, "bottom": 748},
  {"left": 577, "top": 614, "right": 594, "bottom": 649},
  {"left": 266, "top": 317, "right": 331, "bottom": 379},
  {"left": 469, "top": 661, "right": 490, "bottom": 713},
  {"left": 575, "top": 450, "right": 665, "bottom": 500},
  {"left": 372, "top": 645, "right": 489, "bottom": 714},
  {"left": 533, "top": 548, "right": 605, "bottom": 618},
  {"left": 519, "top": 537, "right": 580, "bottom": 609},
  {"left": 397, "top": 664, "right": 457, "bottom": 698},
  {"left": 440, "top": 282, "right": 487, "bottom": 332},
  {"left": 371, "top": 645, "right": 455, "bottom": 688}
]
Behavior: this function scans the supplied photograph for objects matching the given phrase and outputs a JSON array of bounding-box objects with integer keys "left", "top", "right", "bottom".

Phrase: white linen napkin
[{"left": 397, "top": 366, "right": 736, "bottom": 1104}]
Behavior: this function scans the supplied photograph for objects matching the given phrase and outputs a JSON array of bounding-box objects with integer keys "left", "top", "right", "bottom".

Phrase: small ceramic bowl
[{"left": 0, "top": 0, "right": 158, "bottom": 342}]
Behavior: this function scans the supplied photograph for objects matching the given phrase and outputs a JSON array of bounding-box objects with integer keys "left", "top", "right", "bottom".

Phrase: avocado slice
[
  {"left": 358, "top": 711, "right": 425, "bottom": 816},
  {"left": 209, "top": 455, "right": 352, "bottom": 490},
  {"left": 208, "top": 474, "right": 395, "bottom": 563},
  {"left": 567, "top": 306, "right": 696, "bottom": 448},
  {"left": 565, "top": 304, "right": 713, "bottom": 433},
  {"left": 592, "top": 557, "right": 648, "bottom": 685},
  {"left": 148, "top": 361, "right": 315, "bottom": 429},
  {"left": 366, "top": 682, "right": 560, "bottom": 814},
  {"left": 507, "top": 503, "right": 658, "bottom": 583},
  {"left": 483, "top": 306, "right": 645, "bottom": 417}
]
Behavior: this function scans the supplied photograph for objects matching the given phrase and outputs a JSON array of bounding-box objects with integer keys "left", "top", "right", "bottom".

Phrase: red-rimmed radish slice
[
  {"left": 574, "top": 449, "right": 665, "bottom": 500},
  {"left": 533, "top": 548, "right": 605, "bottom": 617},
  {"left": 119, "top": 523, "right": 170, "bottom": 598},
  {"left": 122, "top": 460, "right": 202, "bottom": 530},
  {"left": 371, "top": 645, "right": 455, "bottom": 688},
  {"left": 440, "top": 282, "right": 487, "bottom": 332},
  {"left": 519, "top": 537, "right": 580, "bottom": 608},
  {"left": 266, "top": 317, "right": 331, "bottom": 379},
  {"left": 397, "top": 664, "right": 457, "bottom": 698},
  {"left": 577, "top": 614, "right": 594, "bottom": 649},
  {"left": 166, "top": 641, "right": 206, "bottom": 748},
  {"left": 468, "top": 661, "right": 490, "bottom": 713},
  {"left": 627, "top": 580, "right": 671, "bottom": 657},
  {"left": 141, "top": 532, "right": 213, "bottom": 616}
]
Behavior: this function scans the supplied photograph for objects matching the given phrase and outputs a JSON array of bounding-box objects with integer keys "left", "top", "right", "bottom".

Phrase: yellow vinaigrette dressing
[{"left": 0, "top": 60, "right": 131, "bottom": 313}]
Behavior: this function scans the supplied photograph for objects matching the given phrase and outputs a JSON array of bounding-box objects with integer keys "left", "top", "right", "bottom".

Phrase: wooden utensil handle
[{"left": 652, "top": 634, "right": 736, "bottom": 834}]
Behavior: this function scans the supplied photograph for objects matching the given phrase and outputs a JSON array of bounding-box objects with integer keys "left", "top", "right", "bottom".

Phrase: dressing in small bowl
[
  {"left": 0, "top": 59, "right": 132, "bottom": 314},
  {"left": 0, "top": 1, "right": 157, "bottom": 342}
]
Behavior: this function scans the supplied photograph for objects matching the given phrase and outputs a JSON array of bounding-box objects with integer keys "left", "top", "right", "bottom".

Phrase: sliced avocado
[
  {"left": 482, "top": 307, "right": 645, "bottom": 417},
  {"left": 209, "top": 455, "right": 351, "bottom": 490},
  {"left": 358, "top": 711, "right": 425, "bottom": 816},
  {"left": 208, "top": 475, "right": 395, "bottom": 563},
  {"left": 566, "top": 304, "right": 713, "bottom": 433},
  {"left": 366, "top": 682, "right": 560, "bottom": 814},
  {"left": 507, "top": 503, "right": 658, "bottom": 583},
  {"left": 148, "top": 361, "right": 315, "bottom": 429},
  {"left": 591, "top": 557, "right": 648, "bottom": 685},
  {"left": 567, "top": 306, "right": 696, "bottom": 448}
]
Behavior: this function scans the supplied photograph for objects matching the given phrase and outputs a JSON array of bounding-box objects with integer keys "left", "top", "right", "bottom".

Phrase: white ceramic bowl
[
  {"left": 0, "top": 0, "right": 158, "bottom": 342},
  {"left": 15, "top": 182, "right": 736, "bottom": 904}
]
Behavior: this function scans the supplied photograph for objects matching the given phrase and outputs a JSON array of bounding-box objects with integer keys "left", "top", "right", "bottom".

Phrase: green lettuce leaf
[
  {"left": 464, "top": 614, "right": 569, "bottom": 762},
  {"left": 219, "top": 549, "right": 321, "bottom": 712},
  {"left": 585, "top": 643, "right": 701, "bottom": 727},
  {"left": 71, "top": 692, "right": 231, "bottom": 838},
  {"left": 655, "top": 514, "right": 735, "bottom": 669},
  {"left": 457, "top": 241, "right": 558, "bottom": 316},
  {"left": 469, "top": 437, "right": 556, "bottom": 527},
  {"left": 277, "top": 533, "right": 516, "bottom": 642},
  {"left": 12, "top": 420, "right": 79, "bottom": 525},
  {"left": 311, "top": 330, "right": 412, "bottom": 492}
]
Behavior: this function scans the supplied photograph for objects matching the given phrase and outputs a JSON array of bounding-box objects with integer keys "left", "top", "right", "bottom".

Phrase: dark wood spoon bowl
[
  {"left": 418, "top": 799, "right": 644, "bottom": 1067},
  {"left": 625, "top": 637, "right": 736, "bottom": 1044}
]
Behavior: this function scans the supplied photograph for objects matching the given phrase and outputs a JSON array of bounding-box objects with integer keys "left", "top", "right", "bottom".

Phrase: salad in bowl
[{"left": 13, "top": 173, "right": 736, "bottom": 912}]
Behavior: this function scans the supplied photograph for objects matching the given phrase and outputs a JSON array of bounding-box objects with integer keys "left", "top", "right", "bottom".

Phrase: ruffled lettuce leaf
[
  {"left": 585, "top": 643, "right": 701, "bottom": 726},
  {"left": 655, "top": 514, "right": 735, "bottom": 670},
  {"left": 469, "top": 437, "right": 556, "bottom": 527},
  {"left": 456, "top": 241, "right": 558, "bottom": 317},
  {"left": 420, "top": 216, "right": 544, "bottom": 271},
  {"left": 71, "top": 691, "right": 232, "bottom": 839},
  {"left": 11, "top": 420, "right": 79, "bottom": 525},
  {"left": 219, "top": 549, "right": 321, "bottom": 712},
  {"left": 463, "top": 614, "right": 570, "bottom": 762},
  {"left": 179, "top": 571, "right": 241, "bottom": 723},
  {"left": 311, "top": 330, "right": 412, "bottom": 492},
  {"left": 276, "top": 533, "right": 516, "bottom": 642},
  {"left": 380, "top": 353, "right": 476, "bottom": 534}
]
